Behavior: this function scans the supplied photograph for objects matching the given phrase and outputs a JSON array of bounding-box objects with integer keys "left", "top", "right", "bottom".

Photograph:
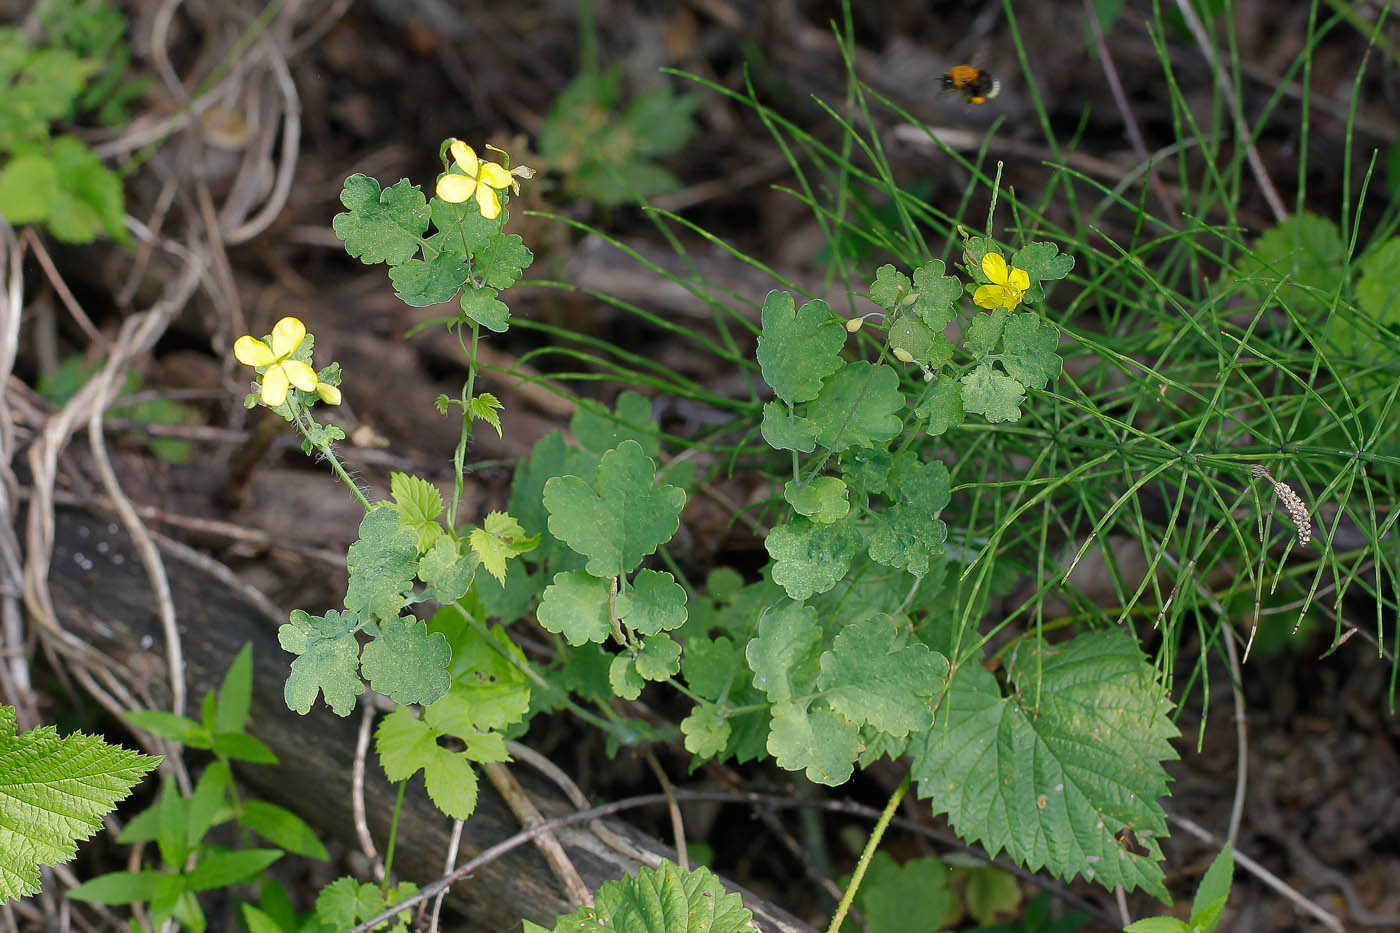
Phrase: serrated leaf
[
  {"left": 316, "top": 877, "right": 418, "bottom": 930},
  {"left": 470, "top": 392, "right": 504, "bottom": 437},
  {"left": 552, "top": 861, "right": 754, "bottom": 933},
  {"left": 0, "top": 708, "right": 159, "bottom": 900},
  {"left": 332, "top": 175, "right": 428, "bottom": 266},
  {"left": 345, "top": 506, "right": 420, "bottom": 621},
  {"left": 1000, "top": 313, "right": 1062, "bottom": 390},
  {"left": 537, "top": 570, "right": 612, "bottom": 645},
  {"left": 389, "top": 472, "right": 444, "bottom": 553},
  {"left": 1190, "top": 844, "right": 1233, "bottom": 933},
  {"left": 279, "top": 608, "right": 364, "bottom": 716},
  {"left": 756, "top": 290, "right": 846, "bottom": 405},
  {"left": 805, "top": 361, "right": 904, "bottom": 452},
  {"left": 765, "top": 517, "right": 860, "bottom": 602},
  {"left": 388, "top": 252, "right": 469, "bottom": 307},
  {"left": 760, "top": 400, "right": 818, "bottom": 452},
  {"left": 469, "top": 511, "right": 538, "bottom": 585},
  {"left": 543, "top": 440, "right": 686, "bottom": 578},
  {"left": 911, "top": 629, "right": 1179, "bottom": 899},
  {"left": 460, "top": 284, "right": 511, "bottom": 333},
  {"left": 959, "top": 363, "right": 1024, "bottom": 424},
  {"left": 816, "top": 614, "right": 948, "bottom": 736},
  {"left": 359, "top": 616, "right": 451, "bottom": 707}
]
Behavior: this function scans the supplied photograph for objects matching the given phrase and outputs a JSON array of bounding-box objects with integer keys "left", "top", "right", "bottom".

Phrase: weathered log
[{"left": 46, "top": 505, "right": 813, "bottom": 932}]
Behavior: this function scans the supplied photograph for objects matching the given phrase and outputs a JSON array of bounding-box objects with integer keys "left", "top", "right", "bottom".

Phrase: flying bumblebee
[{"left": 942, "top": 65, "right": 1001, "bottom": 105}]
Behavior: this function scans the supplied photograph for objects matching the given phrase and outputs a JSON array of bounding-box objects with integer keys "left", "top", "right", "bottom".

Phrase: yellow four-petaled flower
[
  {"left": 973, "top": 252, "right": 1030, "bottom": 311},
  {"left": 234, "top": 316, "right": 341, "bottom": 407},
  {"left": 436, "top": 139, "right": 515, "bottom": 220}
]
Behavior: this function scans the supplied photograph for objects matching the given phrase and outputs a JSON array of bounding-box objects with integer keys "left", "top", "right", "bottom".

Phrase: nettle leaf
[
  {"left": 815, "top": 614, "right": 948, "bottom": 736},
  {"left": 388, "top": 252, "right": 469, "bottom": 307},
  {"left": 469, "top": 511, "right": 539, "bottom": 585},
  {"left": 745, "top": 601, "right": 822, "bottom": 704},
  {"left": 768, "top": 701, "right": 861, "bottom": 785},
  {"left": 756, "top": 290, "right": 846, "bottom": 405},
  {"left": 542, "top": 440, "right": 686, "bottom": 579},
  {"left": 537, "top": 570, "right": 612, "bottom": 645},
  {"left": 389, "top": 472, "right": 444, "bottom": 553},
  {"left": 806, "top": 361, "right": 904, "bottom": 452},
  {"left": 960, "top": 363, "right": 1025, "bottom": 424},
  {"left": 911, "top": 629, "right": 1179, "bottom": 899},
  {"left": 0, "top": 707, "right": 159, "bottom": 900},
  {"left": 470, "top": 392, "right": 504, "bottom": 437},
  {"left": 332, "top": 175, "right": 428, "bottom": 266},
  {"left": 552, "top": 861, "right": 754, "bottom": 933},
  {"left": 279, "top": 609, "right": 364, "bottom": 716},
  {"left": 916, "top": 376, "right": 966, "bottom": 437},
  {"left": 760, "top": 401, "right": 818, "bottom": 453},
  {"left": 417, "top": 536, "right": 476, "bottom": 603},
  {"left": 615, "top": 569, "right": 687, "bottom": 635},
  {"left": 344, "top": 506, "right": 420, "bottom": 621},
  {"left": 572, "top": 390, "right": 658, "bottom": 457},
  {"left": 1000, "top": 313, "right": 1062, "bottom": 390},
  {"left": 765, "top": 516, "right": 861, "bottom": 602},
  {"left": 460, "top": 284, "right": 511, "bottom": 333},
  {"left": 866, "top": 455, "right": 950, "bottom": 575},
  {"left": 1012, "top": 241, "right": 1075, "bottom": 283},
  {"left": 784, "top": 476, "right": 850, "bottom": 524},
  {"left": 359, "top": 616, "right": 451, "bottom": 707}
]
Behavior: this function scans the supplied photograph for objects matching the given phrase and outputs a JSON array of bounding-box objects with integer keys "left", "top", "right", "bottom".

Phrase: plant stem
[
  {"left": 381, "top": 778, "right": 408, "bottom": 891},
  {"left": 827, "top": 772, "right": 909, "bottom": 933}
]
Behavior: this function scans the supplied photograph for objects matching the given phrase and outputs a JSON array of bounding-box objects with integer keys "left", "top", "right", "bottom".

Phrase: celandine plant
[{"left": 248, "top": 134, "right": 1181, "bottom": 931}]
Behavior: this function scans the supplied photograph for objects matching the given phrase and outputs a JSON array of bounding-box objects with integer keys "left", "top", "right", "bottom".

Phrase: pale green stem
[{"left": 828, "top": 772, "right": 909, "bottom": 933}]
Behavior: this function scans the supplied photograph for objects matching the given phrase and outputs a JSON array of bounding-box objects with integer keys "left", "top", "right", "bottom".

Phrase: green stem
[
  {"left": 381, "top": 778, "right": 408, "bottom": 891},
  {"left": 292, "top": 405, "right": 371, "bottom": 511},
  {"left": 448, "top": 322, "right": 482, "bottom": 530},
  {"left": 828, "top": 772, "right": 909, "bottom": 933}
]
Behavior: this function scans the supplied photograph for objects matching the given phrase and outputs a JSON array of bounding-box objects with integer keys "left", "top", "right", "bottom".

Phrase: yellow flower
[
  {"left": 973, "top": 252, "right": 1030, "bottom": 311},
  {"left": 234, "top": 316, "right": 331, "bottom": 407},
  {"left": 436, "top": 139, "right": 514, "bottom": 219}
]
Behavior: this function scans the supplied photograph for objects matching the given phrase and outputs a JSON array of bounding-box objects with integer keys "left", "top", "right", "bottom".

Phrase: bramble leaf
[
  {"left": 543, "top": 440, "right": 686, "bottom": 579},
  {"left": 756, "top": 290, "right": 846, "bottom": 405},
  {"left": 469, "top": 511, "right": 539, "bottom": 585},
  {"left": 344, "top": 507, "right": 420, "bottom": 621},
  {"left": 0, "top": 706, "right": 159, "bottom": 901},
  {"left": 332, "top": 175, "right": 428, "bottom": 266},
  {"left": 765, "top": 516, "right": 860, "bottom": 602},
  {"left": 470, "top": 392, "right": 504, "bottom": 437},
  {"left": 911, "top": 629, "right": 1179, "bottom": 899},
  {"left": 551, "top": 861, "right": 754, "bottom": 933},
  {"left": 279, "top": 609, "right": 363, "bottom": 716},
  {"left": 615, "top": 569, "right": 687, "bottom": 635},
  {"left": 537, "top": 570, "right": 612, "bottom": 645},
  {"left": 389, "top": 472, "right": 444, "bottom": 553},
  {"left": 806, "top": 361, "right": 904, "bottom": 451},
  {"left": 359, "top": 616, "right": 451, "bottom": 707}
]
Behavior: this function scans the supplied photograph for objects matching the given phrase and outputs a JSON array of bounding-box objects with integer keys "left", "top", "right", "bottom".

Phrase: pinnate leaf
[
  {"left": 615, "top": 569, "right": 687, "bottom": 635},
  {"left": 816, "top": 614, "right": 948, "bottom": 736},
  {"left": 332, "top": 175, "right": 428, "bottom": 266},
  {"left": 806, "top": 361, "right": 904, "bottom": 451},
  {"left": 538, "top": 570, "right": 612, "bottom": 645},
  {"left": 910, "top": 629, "right": 1178, "bottom": 899},
  {"left": 765, "top": 517, "right": 860, "bottom": 602},
  {"left": 756, "top": 290, "right": 846, "bottom": 405},
  {"left": 760, "top": 401, "right": 818, "bottom": 453},
  {"left": 359, "top": 616, "right": 451, "bottom": 707},
  {"left": 388, "top": 253, "right": 469, "bottom": 307},
  {"left": 344, "top": 506, "right": 419, "bottom": 621},
  {"left": 1000, "top": 313, "right": 1062, "bottom": 390},
  {"left": 959, "top": 363, "right": 1024, "bottom": 424},
  {"left": 543, "top": 440, "right": 686, "bottom": 579},
  {"left": 279, "top": 608, "right": 363, "bottom": 716},
  {"left": 0, "top": 706, "right": 159, "bottom": 900}
]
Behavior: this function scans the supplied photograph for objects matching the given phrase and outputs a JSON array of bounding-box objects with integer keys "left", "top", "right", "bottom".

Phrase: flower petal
[
  {"left": 234, "top": 335, "right": 275, "bottom": 367},
  {"left": 281, "top": 359, "right": 320, "bottom": 392},
  {"left": 477, "top": 161, "right": 513, "bottom": 190},
  {"left": 316, "top": 382, "right": 342, "bottom": 405},
  {"left": 449, "top": 140, "right": 478, "bottom": 174},
  {"left": 436, "top": 173, "right": 476, "bottom": 203},
  {"left": 269, "top": 317, "right": 307, "bottom": 358},
  {"left": 261, "top": 366, "right": 290, "bottom": 406},
  {"left": 475, "top": 183, "right": 502, "bottom": 219},
  {"left": 973, "top": 284, "right": 1005, "bottom": 309},
  {"left": 981, "top": 252, "right": 1008, "bottom": 286},
  {"left": 1008, "top": 266, "right": 1030, "bottom": 291}
]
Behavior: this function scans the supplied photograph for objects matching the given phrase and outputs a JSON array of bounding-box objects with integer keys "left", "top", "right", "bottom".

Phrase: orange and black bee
[{"left": 942, "top": 65, "right": 1001, "bottom": 105}]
